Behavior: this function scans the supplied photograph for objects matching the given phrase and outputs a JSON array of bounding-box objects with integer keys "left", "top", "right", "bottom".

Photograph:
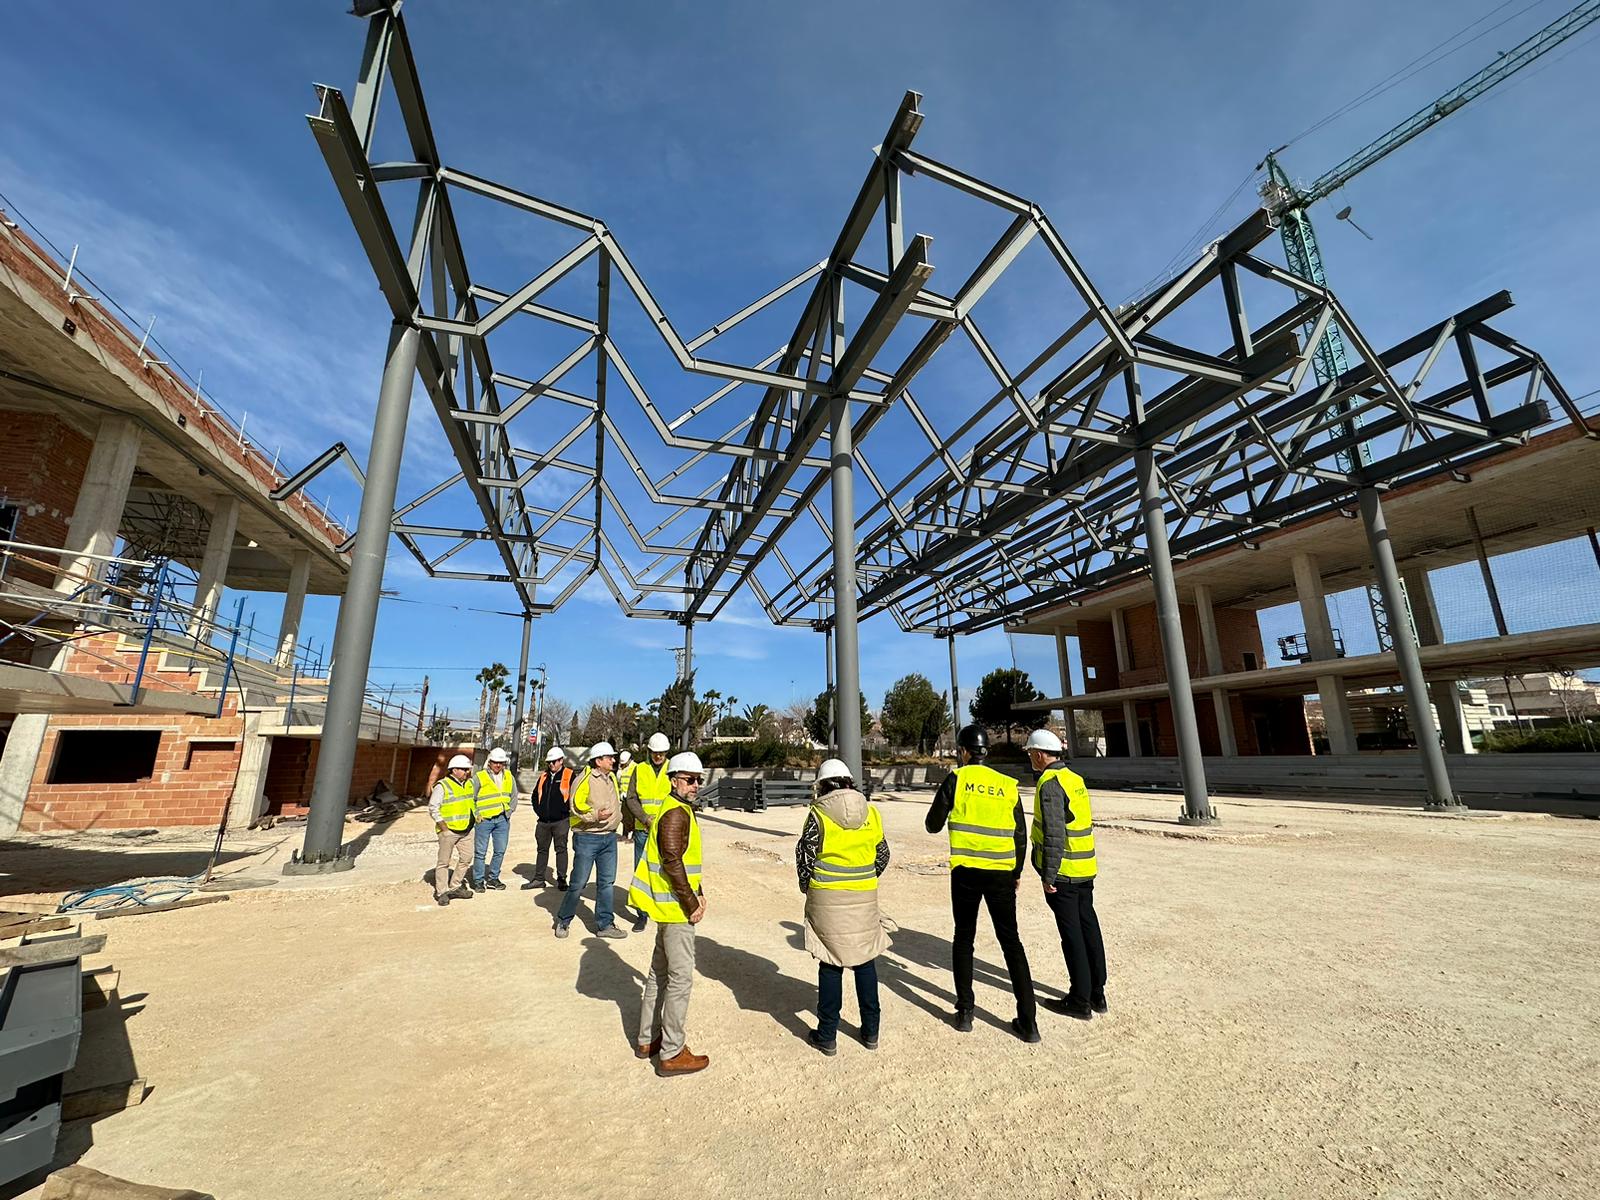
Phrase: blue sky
[{"left": 4, "top": 0, "right": 1598, "bottom": 722}]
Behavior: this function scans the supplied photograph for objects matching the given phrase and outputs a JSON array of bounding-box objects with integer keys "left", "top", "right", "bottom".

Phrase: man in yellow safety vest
[
  {"left": 553, "top": 742, "right": 628, "bottom": 940},
  {"left": 470, "top": 746, "right": 523, "bottom": 892},
  {"left": 1025, "top": 727, "right": 1106, "bottom": 1021},
  {"left": 428, "top": 754, "right": 478, "bottom": 906},
  {"left": 924, "top": 724, "right": 1039, "bottom": 1042},
  {"left": 631, "top": 750, "right": 710, "bottom": 1077},
  {"left": 623, "top": 731, "right": 673, "bottom": 931}
]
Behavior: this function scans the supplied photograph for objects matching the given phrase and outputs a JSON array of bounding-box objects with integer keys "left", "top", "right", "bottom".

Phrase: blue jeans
[
  {"left": 556, "top": 832, "right": 616, "bottom": 929},
  {"left": 472, "top": 813, "right": 509, "bottom": 882},
  {"left": 817, "top": 959, "right": 880, "bottom": 1042}
]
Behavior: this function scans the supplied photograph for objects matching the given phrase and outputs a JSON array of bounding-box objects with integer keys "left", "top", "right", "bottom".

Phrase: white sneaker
[{"left": 554, "top": 921, "right": 570, "bottom": 939}]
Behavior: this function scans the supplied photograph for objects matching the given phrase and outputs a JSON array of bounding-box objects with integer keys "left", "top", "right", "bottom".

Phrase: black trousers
[
  {"left": 817, "top": 960, "right": 880, "bottom": 1041},
  {"left": 950, "top": 867, "right": 1036, "bottom": 1028},
  {"left": 1045, "top": 879, "right": 1107, "bottom": 1004}
]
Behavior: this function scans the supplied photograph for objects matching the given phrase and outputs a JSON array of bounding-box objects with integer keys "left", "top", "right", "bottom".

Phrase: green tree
[
  {"left": 717, "top": 715, "right": 753, "bottom": 737},
  {"left": 475, "top": 662, "right": 509, "bottom": 746},
  {"left": 654, "top": 671, "right": 697, "bottom": 747},
  {"left": 968, "top": 667, "right": 1046, "bottom": 743},
  {"left": 880, "top": 673, "right": 950, "bottom": 753},
  {"left": 743, "top": 703, "right": 775, "bottom": 738},
  {"left": 805, "top": 687, "right": 873, "bottom": 746}
]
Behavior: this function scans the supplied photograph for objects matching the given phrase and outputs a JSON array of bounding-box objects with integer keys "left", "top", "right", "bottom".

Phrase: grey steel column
[
  {"left": 825, "top": 625, "right": 836, "bottom": 752},
  {"left": 830, "top": 391, "right": 864, "bottom": 780},
  {"left": 1360, "top": 486, "right": 1462, "bottom": 811},
  {"left": 681, "top": 619, "right": 694, "bottom": 747},
  {"left": 290, "top": 321, "right": 420, "bottom": 873},
  {"left": 1137, "top": 449, "right": 1215, "bottom": 824},
  {"left": 510, "top": 613, "right": 532, "bottom": 776},
  {"left": 947, "top": 633, "right": 961, "bottom": 737}
]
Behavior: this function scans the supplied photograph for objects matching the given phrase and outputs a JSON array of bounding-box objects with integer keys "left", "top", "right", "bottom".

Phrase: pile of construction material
[
  {"left": 0, "top": 906, "right": 147, "bottom": 1189},
  {"left": 350, "top": 779, "right": 427, "bottom": 824}
]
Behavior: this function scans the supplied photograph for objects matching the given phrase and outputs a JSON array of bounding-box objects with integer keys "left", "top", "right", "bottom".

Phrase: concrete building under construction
[{"left": 0, "top": 217, "right": 449, "bottom": 833}]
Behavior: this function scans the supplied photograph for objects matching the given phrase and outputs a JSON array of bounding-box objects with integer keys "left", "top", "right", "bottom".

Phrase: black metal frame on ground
[{"left": 288, "top": 2, "right": 1589, "bottom": 865}]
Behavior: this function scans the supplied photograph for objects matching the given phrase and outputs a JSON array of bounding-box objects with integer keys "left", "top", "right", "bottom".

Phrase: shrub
[{"left": 1479, "top": 723, "right": 1600, "bottom": 754}]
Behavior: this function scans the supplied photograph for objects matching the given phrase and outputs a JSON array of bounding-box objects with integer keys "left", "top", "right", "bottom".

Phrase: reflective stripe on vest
[
  {"left": 569, "top": 767, "right": 618, "bottom": 827},
  {"left": 632, "top": 760, "right": 673, "bottom": 822},
  {"left": 1030, "top": 765, "right": 1097, "bottom": 881},
  {"left": 811, "top": 803, "right": 882, "bottom": 892},
  {"left": 629, "top": 795, "right": 702, "bottom": 922},
  {"left": 474, "top": 768, "right": 514, "bottom": 819},
  {"left": 948, "top": 763, "right": 1019, "bottom": 871},
  {"left": 438, "top": 776, "right": 476, "bottom": 832}
]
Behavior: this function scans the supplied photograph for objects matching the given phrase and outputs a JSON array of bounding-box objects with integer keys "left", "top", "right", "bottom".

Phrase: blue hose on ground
[{"left": 57, "top": 876, "right": 200, "bottom": 915}]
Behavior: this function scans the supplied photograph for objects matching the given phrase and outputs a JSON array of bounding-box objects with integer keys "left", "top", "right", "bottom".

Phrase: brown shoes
[
  {"left": 655, "top": 1046, "right": 709, "bottom": 1077},
  {"left": 634, "top": 1037, "right": 662, "bottom": 1060}
]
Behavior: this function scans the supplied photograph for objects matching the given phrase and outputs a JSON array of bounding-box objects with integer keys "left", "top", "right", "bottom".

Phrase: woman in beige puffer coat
[{"left": 797, "top": 759, "right": 889, "bottom": 1054}]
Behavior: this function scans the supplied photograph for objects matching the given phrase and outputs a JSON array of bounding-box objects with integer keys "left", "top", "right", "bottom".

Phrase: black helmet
[{"left": 957, "top": 725, "right": 989, "bottom": 757}]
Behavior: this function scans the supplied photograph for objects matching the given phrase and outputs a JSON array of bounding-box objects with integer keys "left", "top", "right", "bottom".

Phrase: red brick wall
[
  {"left": 0, "top": 409, "right": 92, "bottom": 587},
  {"left": 1079, "top": 620, "right": 1119, "bottom": 693},
  {"left": 261, "top": 737, "right": 466, "bottom": 814},
  {"left": 21, "top": 711, "right": 245, "bottom": 832}
]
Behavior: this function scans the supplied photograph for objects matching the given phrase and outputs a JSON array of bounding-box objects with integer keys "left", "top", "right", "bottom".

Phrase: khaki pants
[
  {"left": 435, "top": 826, "right": 474, "bottom": 896},
  {"left": 638, "top": 922, "right": 697, "bottom": 1058}
]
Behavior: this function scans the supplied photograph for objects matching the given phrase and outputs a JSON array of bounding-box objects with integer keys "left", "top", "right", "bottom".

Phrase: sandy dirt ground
[{"left": 5, "top": 790, "right": 1598, "bottom": 1200}]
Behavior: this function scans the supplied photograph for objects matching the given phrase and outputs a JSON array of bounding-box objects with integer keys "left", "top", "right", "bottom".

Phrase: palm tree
[{"left": 743, "top": 702, "right": 774, "bottom": 738}]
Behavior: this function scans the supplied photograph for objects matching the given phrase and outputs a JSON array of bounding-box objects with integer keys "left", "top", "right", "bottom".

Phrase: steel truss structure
[{"left": 288, "top": 2, "right": 1584, "bottom": 868}]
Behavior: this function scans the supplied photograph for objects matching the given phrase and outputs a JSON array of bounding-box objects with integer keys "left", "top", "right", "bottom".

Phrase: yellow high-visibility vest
[
  {"left": 473, "top": 767, "right": 514, "bottom": 819},
  {"left": 947, "top": 763, "right": 1019, "bottom": 871},
  {"left": 810, "top": 803, "right": 883, "bottom": 891},
  {"left": 438, "top": 775, "right": 476, "bottom": 832},
  {"left": 1030, "top": 765, "right": 1097, "bottom": 881},
  {"left": 569, "top": 767, "right": 619, "bottom": 828},
  {"left": 629, "top": 795, "right": 703, "bottom": 922},
  {"left": 631, "top": 759, "right": 674, "bottom": 824},
  {"left": 617, "top": 763, "right": 637, "bottom": 797}
]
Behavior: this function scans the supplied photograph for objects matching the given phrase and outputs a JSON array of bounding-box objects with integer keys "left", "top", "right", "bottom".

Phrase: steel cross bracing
[{"left": 309, "top": 4, "right": 1586, "bottom": 644}]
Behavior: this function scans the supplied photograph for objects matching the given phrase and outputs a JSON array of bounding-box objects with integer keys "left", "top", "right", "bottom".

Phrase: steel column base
[
  {"left": 1177, "top": 806, "right": 1221, "bottom": 827},
  {"left": 1422, "top": 800, "right": 1469, "bottom": 815},
  {"left": 282, "top": 850, "right": 357, "bottom": 875}
]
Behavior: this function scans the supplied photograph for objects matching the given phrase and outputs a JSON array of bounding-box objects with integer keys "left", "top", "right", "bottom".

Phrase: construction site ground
[{"left": 4, "top": 788, "right": 1596, "bottom": 1199}]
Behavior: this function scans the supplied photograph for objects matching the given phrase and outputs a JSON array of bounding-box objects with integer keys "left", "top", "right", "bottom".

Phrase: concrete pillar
[
  {"left": 1292, "top": 551, "right": 1357, "bottom": 755},
  {"left": 1403, "top": 568, "right": 1474, "bottom": 756},
  {"left": 1360, "top": 487, "right": 1461, "bottom": 810},
  {"left": 227, "top": 714, "right": 274, "bottom": 829},
  {"left": 190, "top": 495, "right": 241, "bottom": 636},
  {"left": 57, "top": 413, "right": 140, "bottom": 596},
  {"left": 1193, "top": 584, "right": 1237, "bottom": 757},
  {"left": 1111, "top": 607, "right": 1141, "bottom": 758},
  {"left": 274, "top": 549, "right": 313, "bottom": 668},
  {"left": 1054, "top": 629, "right": 1085, "bottom": 759},
  {"left": 0, "top": 714, "right": 49, "bottom": 835}
]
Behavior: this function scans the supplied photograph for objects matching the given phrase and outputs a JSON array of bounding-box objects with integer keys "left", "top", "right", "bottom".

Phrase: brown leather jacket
[{"left": 656, "top": 805, "right": 702, "bottom": 916}]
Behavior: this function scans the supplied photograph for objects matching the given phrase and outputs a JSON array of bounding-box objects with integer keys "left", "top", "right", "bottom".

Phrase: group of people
[{"left": 426, "top": 719, "right": 1108, "bottom": 1077}]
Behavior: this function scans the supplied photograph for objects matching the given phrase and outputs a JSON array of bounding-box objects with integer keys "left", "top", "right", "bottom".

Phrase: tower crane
[{"left": 1258, "top": 0, "right": 1600, "bottom": 650}]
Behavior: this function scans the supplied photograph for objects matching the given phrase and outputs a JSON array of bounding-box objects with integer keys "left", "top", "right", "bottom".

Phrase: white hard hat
[
  {"left": 666, "top": 751, "right": 704, "bottom": 776},
  {"left": 816, "top": 758, "right": 852, "bottom": 784},
  {"left": 647, "top": 732, "right": 671, "bottom": 753},
  {"left": 487, "top": 747, "right": 509, "bottom": 763},
  {"left": 620, "top": 751, "right": 632, "bottom": 765},
  {"left": 448, "top": 754, "right": 473, "bottom": 770},
  {"left": 545, "top": 746, "right": 565, "bottom": 762},
  {"left": 587, "top": 741, "right": 617, "bottom": 762},
  {"left": 1024, "top": 728, "right": 1064, "bottom": 754}
]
